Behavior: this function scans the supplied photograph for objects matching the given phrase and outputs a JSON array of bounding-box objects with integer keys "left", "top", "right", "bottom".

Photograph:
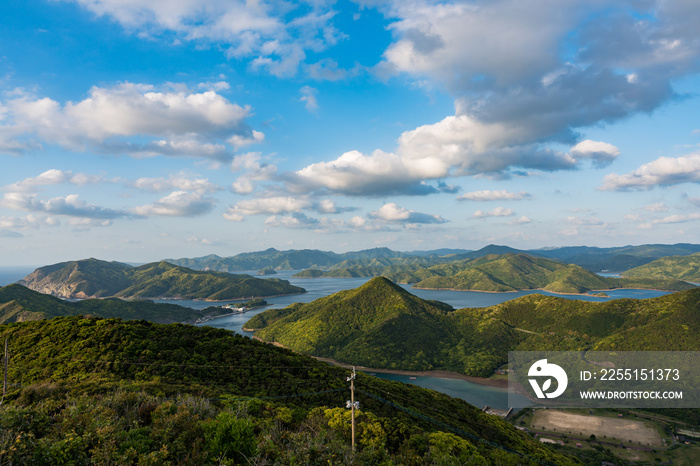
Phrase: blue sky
[{"left": 2, "top": 0, "right": 700, "bottom": 265}]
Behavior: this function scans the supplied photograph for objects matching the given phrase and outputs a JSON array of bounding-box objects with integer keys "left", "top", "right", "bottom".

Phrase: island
[
  {"left": 293, "top": 253, "right": 696, "bottom": 294},
  {"left": 18, "top": 258, "right": 305, "bottom": 300},
  {"left": 246, "top": 276, "right": 700, "bottom": 377}
]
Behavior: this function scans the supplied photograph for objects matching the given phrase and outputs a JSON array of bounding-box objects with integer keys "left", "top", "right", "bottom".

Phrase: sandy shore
[
  {"left": 313, "top": 356, "right": 509, "bottom": 388},
  {"left": 251, "top": 336, "right": 508, "bottom": 389}
]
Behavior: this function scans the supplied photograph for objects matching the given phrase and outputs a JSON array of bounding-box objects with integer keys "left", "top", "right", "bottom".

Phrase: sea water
[
  {"left": 192, "top": 271, "right": 670, "bottom": 411},
  {"left": 1, "top": 267, "right": 671, "bottom": 410},
  {"left": 0, "top": 267, "right": 36, "bottom": 286}
]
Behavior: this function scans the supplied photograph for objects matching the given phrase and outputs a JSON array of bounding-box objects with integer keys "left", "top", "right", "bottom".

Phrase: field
[{"left": 530, "top": 410, "right": 664, "bottom": 447}]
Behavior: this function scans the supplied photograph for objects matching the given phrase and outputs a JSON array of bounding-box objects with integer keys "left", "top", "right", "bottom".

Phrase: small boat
[{"left": 409, "top": 376, "right": 417, "bottom": 380}]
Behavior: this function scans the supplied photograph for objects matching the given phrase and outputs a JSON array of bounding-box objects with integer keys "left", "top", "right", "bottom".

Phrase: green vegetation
[
  {"left": 19, "top": 258, "right": 305, "bottom": 300},
  {"left": 165, "top": 243, "right": 700, "bottom": 275},
  {"left": 249, "top": 277, "right": 700, "bottom": 377},
  {"left": 623, "top": 252, "right": 700, "bottom": 283},
  {"left": 165, "top": 247, "right": 413, "bottom": 272},
  {"left": 0, "top": 316, "right": 578, "bottom": 465},
  {"left": 535, "top": 243, "right": 700, "bottom": 272},
  {"left": 0, "top": 284, "right": 225, "bottom": 324},
  {"left": 294, "top": 253, "right": 696, "bottom": 293}
]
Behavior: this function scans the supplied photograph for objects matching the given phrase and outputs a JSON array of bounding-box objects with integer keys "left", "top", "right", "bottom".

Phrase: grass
[{"left": 668, "top": 443, "right": 700, "bottom": 465}]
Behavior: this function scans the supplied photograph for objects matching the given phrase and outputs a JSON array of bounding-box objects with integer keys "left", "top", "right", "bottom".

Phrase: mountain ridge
[
  {"left": 0, "top": 283, "right": 221, "bottom": 324},
  {"left": 296, "top": 253, "right": 696, "bottom": 293},
  {"left": 162, "top": 242, "right": 700, "bottom": 274},
  {"left": 248, "top": 278, "right": 700, "bottom": 376},
  {"left": 18, "top": 258, "right": 305, "bottom": 300}
]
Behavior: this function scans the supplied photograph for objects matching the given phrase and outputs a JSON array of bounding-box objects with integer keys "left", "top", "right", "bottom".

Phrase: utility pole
[
  {"left": 346, "top": 367, "right": 359, "bottom": 450},
  {"left": 3, "top": 337, "right": 7, "bottom": 399}
]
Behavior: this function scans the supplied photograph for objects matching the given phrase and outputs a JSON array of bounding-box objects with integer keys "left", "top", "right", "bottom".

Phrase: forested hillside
[
  {"left": 249, "top": 277, "right": 700, "bottom": 376},
  {"left": 0, "top": 284, "right": 221, "bottom": 324},
  {"left": 18, "top": 258, "right": 305, "bottom": 300},
  {"left": 294, "top": 253, "right": 696, "bottom": 293},
  {"left": 623, "top": 252, "right": 700, "bottom": 283},
  {"left": 164, "top": 243, "right": 700, "bottom": 274},
  {"left": 0, "top": 316, "right": 579, "bottom": 465},
  {"left": 164, "top": 247, "right": 414, "bottom": 272}
]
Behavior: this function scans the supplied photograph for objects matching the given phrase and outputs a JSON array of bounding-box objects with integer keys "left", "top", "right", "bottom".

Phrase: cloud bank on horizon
[{"left": 2, "top": 0, "right": 700, "bottom": 263}]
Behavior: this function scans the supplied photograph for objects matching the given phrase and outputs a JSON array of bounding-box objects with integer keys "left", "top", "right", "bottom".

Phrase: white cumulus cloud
[
  {"left": 600, "top": 153, "right": 700, "bottom": 191},
  {"left": 131, "top": 191, "right": 216, "bottom": 217},
  {"left": 1, "top": 192, "right": 130, "bottom": 219},
  {"left": 225, "top": 196, "right": 311, "bottom": 219},
  {"left": 131, "top": 173, "right": 221, "bottom": 193},
  {"left": 2, "top": 83, "right": 258, "bottom": 161},
  {"left": 287, "top": 149, "right": 445, "bottom": 196},
  {"left": 64, "top": 0, "right": 345, "bottom": 78},
  {"left": 569, "top": 140, "right": 621, "bottom": 168},
  {"left": 370, "top": 202, "right": 446, "bottom": 224},
  {"left": 3, "top": 169, "right": 104, "bottom": 192}
]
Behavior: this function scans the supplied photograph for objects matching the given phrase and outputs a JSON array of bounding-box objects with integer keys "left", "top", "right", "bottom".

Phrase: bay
[
  {"left": 0, "top": 266, "right": 677, "bottom": 409},
  {"left": 190, "top": 271, "right": 671, "bottom": 411},
  {"left": 1, "top": 265, "right": 671, "bottom": 409},
  {"left": 369, "top": 372, "right": 531, "bottom": 411}
]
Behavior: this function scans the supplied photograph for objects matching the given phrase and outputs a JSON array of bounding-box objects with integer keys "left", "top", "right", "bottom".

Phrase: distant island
[
  {"left": 164, "top": 243, "right": 700, "bottom": 273},
  {"left": 18, "top": 258, "right": 305, "bottom": 301},
  {"left": 0, "top": 283, "right": 224, "bottom": 324},
  {"left": 246, "top": 276, "right": 700, "bottom": 377},
  {"left": 294, "top": 253, "right": 696, "bottom": 294}
]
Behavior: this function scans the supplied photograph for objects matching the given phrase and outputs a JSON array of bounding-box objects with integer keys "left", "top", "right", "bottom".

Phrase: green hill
[
  {"left": 164, "top": 247, "right": 414, "bottom": 272},
  {"left": 534, "top": 243, "right": 700, "bottom": 272},
  {"left": 0, "top": 316, "right": 578, "bottom": 465},
  {"left": 622, "top": 252, "right": 700, "bottom": 283},
  {"left": 248, "top": 278, "right": 700, "bottom": 377},
  {"left": 18, "top": 258, "right": 305, "bottom": 300},
  {"left": 164, "top": 243, "right": 700, "bottom": 275},
  {"left": 411, "top": 253, "right": 614, "bottom": 293},
  {"left": 246, "top": 277, "right": 459, "bottom": 370},
  {"left": 294, "top": 253, "right": 695, "bottom": 293},
  {"left": 0, "top": 284, "right": 223, "bottom": 324}
]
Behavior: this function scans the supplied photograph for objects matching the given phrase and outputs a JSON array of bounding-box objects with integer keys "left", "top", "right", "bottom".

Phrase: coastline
[
  {"left": 27, "top": 290, "right": 308, "bottom": 302},
  {"left": 313, "top": 356, "right": 509, "bottom": 389},
  {"left": 250, "top": 336, "right": 508, "bottom": 389},
  {"left": 409, "top": 285, "right": 683, "bottom": 296},
  {"left": 410, "top": 285, "right": 603, "bottom": 296}
]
